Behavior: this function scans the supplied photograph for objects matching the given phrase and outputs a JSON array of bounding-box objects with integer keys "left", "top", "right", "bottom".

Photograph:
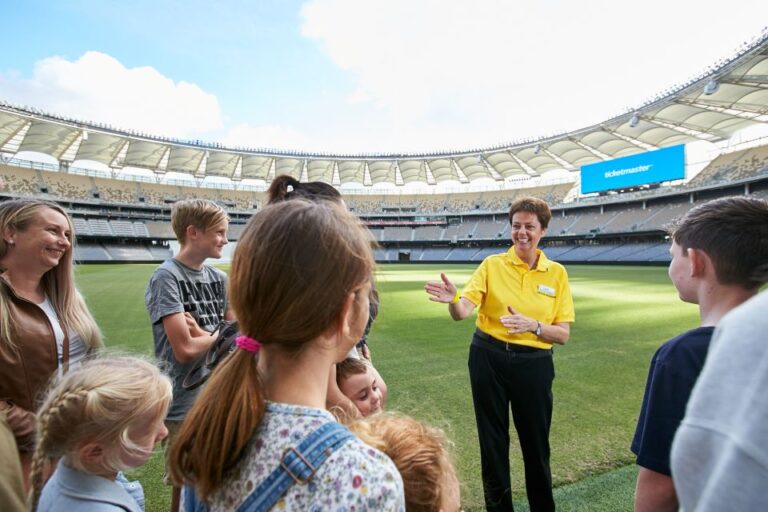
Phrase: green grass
[{"left": 75, "top": 263, "right": 699, "bottom": 512}]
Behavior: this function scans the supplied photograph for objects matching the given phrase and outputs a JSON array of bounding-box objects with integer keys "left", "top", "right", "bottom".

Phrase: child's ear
[
  {"left": 332, "top": 291, "right": 357, "bottom": 347},
  {"left": 185, "top": 224, "right": 198, "bottom": 241},
  {"left": 78, "top": 441, "right": 106, "bottom": 468},
  {"left": 687, "top": 248, "right": 710, "bottom": 278}
]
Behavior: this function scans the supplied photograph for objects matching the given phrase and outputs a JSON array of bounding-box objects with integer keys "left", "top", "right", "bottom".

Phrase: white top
[{"left": 38, "top": 297, "right": 87, "bottom": 375}]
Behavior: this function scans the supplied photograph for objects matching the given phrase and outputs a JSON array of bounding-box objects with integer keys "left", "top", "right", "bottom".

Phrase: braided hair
[{"left": 30, "top": 356, "right": 171, "bottom": 508}]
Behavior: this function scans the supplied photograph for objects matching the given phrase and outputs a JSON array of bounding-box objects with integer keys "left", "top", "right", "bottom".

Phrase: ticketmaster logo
[{"left": 605, "top": 165, "right": 652, "bottom": 179}]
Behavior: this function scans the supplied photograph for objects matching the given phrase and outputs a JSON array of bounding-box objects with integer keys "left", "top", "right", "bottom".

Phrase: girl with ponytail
[{"left": 168, "top": 200, "right": 404, "bottom": 510}]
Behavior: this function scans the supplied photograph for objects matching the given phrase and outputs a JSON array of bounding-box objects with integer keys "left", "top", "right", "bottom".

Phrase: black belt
[{"left": 473, "top": 329, "right": 552, "bottom": 357}]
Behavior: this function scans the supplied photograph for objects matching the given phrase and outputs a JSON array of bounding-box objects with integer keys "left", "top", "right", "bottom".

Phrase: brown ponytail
[
  {"left": 168, "top": 200, "right": 374, "bottom": 501},
  {"left": 168, "top": 350, "right": 263, "bottom": 500},
  {"left": 267, "top": 174, "right": 342, "bottom": 205}
]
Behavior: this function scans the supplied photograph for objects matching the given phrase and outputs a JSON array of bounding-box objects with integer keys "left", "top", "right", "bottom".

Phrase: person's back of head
[
  {"left": 169, "top": 199, "right": 375, "bottom": 500},
  {"left": 170, "top": 199, "right": 229, "bottom": 245},
  {"left": 669, "top": 196, "right": 768, "bottom": 290},
  {"left": 348, "top": 413, "right": 460, "bottom": 512},
  {"left": 267, "top": 174, "right": 342, "bottom": 205},
  {"left": 30, "top": 355, "right": 172, "bottom": 508}
]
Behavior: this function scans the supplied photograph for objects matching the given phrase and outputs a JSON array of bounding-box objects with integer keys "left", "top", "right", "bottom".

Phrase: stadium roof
[{"left": 1, "top": 29, "right": 767, "bottom": 187}]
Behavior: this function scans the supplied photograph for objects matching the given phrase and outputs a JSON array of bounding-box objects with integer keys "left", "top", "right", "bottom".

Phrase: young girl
[
  {"left": 31, "top": 356, "right": 172, "bottom": 511},
  {"left": 348, "top": 413, "right": 461, "bottom": 512},
  {"left": 169, "top": 200, "right": 404, "bottom": 510}
]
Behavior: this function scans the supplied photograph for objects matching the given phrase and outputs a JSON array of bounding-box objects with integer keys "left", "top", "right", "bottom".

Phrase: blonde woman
[{"left": 0, "top": 198, "right": 102, "bottom": 489}]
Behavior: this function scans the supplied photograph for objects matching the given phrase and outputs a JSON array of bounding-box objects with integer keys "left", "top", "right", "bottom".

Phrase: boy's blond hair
[{"left": 171, "top": 199, "right": 229, "bottom": 244}]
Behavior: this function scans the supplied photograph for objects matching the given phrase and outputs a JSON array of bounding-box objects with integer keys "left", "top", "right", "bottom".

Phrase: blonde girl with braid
[{"left": 31, "top": 356, "right": 172, "bottom": 512}]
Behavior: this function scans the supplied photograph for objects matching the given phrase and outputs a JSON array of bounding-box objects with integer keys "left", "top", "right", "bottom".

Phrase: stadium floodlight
[
  {"left": 703, "top": 78, "right": 720, "bottom": 95},
  {"left": 629, "top": 113, "right": 640, "bottom": 128}
]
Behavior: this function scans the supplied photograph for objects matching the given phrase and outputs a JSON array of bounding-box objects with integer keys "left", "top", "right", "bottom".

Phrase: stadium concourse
[{"left": 1, "top": 29, "right": 768, "bottom": 263}]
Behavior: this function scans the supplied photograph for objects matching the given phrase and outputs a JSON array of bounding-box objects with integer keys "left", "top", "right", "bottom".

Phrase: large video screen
[{"left": 580, "top": 144, "right": 685, "bottom": 194}]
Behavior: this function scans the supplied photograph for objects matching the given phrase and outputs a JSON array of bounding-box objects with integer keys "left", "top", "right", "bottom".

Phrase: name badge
[{"left": 537, "top": 284, "right": 555, "bottom": 297}]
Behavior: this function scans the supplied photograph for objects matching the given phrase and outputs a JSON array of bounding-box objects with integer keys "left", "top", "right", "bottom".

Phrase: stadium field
[{"left": 75, "top": 262, "right": 700, "bottom": 512}]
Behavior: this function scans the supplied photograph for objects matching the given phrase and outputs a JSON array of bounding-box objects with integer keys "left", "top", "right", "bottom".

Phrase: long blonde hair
[
  {"left": 169, "top": 200, "right": 375, "bottom": 500},
  {"left": 29, "top": 355, "right": 172, "bottom": 508},
  {"left": 0, "top": 199, "right": 102, "bottom": 349},
  {"left": 348, "top": 413, "right": 459, "bottom": 512}
]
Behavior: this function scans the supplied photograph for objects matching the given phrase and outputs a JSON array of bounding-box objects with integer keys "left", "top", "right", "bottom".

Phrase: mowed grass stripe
[{"left": 75, "top": 262, "right": 696, "bottom": 511}]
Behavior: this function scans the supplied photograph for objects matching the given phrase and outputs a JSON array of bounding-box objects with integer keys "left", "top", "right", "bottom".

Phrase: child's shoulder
[
  {"left": 655, "top": 326, "right": 715, "bottom": 369},
  {"left": 38, "top": 464, "right": 143, "bottom": 512},
  {"left": 201, "top": 263, "right": 227, "bottom": 280}
]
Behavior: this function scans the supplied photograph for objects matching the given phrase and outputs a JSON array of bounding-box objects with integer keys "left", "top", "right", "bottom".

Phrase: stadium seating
[
  {"left": 2, "top": 149, "right": 767, "bottom": 266},
  {"left": 41, "top": 170, "right": 94, "bottom": 200},
  {"left": 139, "top": 182, "right": 180, "bottom": 206},
  {"left": 93, "top": 177, "right": 139, "bottom": 204},
  {"left": 0, "top": 164, "right": 41, "bottom": 196}
]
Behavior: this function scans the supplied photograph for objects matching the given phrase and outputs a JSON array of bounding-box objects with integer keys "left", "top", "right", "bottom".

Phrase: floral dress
[{"left": 209, "top": 402, "right": 405, "bottom": 511}]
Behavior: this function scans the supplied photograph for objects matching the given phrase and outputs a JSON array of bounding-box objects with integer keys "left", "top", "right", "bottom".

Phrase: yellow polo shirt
[{"left": 461, "top": 247, "right": 575, "bottom": 349}]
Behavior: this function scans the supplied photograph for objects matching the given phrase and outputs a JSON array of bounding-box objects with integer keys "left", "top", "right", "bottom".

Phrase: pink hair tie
[{"left": 236, "top": 335, "right": 262, "bottom": 354}]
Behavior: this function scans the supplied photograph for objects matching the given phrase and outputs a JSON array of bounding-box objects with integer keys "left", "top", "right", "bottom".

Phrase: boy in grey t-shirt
[
  {"left": 144, "top": 199, "right": 233, "bottom": 511},
  {"left": 146, "top": 258, "right": 228, "bottom": 420}
]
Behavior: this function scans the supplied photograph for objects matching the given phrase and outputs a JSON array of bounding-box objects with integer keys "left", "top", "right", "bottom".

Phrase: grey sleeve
[
  {"left": 145, "top": 269, "right": 185, "bottom": 325},
  {"left": 223, "top": 271, "right": 230, "bottom": 314}
]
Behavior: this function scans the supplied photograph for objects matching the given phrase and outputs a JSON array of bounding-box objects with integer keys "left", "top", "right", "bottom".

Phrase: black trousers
[{"left": 468, "top": 330, "right": 555, "bottom": 512}]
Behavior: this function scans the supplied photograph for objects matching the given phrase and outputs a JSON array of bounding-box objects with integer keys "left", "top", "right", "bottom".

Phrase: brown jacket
[{"left": 0, "top": 275, "right": 65, "bottom": 452}]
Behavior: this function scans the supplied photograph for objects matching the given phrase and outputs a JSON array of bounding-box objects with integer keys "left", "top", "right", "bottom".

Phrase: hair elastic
[{"left": 236, "top": 335, "right": 262, "bottom": 354}]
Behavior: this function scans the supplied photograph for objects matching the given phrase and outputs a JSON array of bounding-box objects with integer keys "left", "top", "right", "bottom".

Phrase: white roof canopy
[{"left": 2, "top": 32, "right": 767, "bottom": 186}]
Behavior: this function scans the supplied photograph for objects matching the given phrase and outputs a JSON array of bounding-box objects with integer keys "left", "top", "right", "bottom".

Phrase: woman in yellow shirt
[{"left": 425, "top": 196, "right": 574, "bottom": 512}]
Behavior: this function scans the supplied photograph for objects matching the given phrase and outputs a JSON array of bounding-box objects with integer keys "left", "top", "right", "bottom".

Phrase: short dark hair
[
  {"left": 508, "top": 196, "right": 552, "bottom": 229},
  {"left": 669, "top": 196, "right": 768, "bottom": 289},
  {"left": 336, "top": 357, "right": 369, "bottom": 386}
]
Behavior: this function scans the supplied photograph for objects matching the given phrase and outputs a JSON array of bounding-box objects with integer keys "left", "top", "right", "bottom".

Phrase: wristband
[{"left": 450, "top": 291, "right": 460, "bottom": 304}]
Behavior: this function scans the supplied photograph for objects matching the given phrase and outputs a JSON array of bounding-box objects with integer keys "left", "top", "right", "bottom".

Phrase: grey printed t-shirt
[{"left": 145, "top": 259, "right": 228, "bottom": 421}]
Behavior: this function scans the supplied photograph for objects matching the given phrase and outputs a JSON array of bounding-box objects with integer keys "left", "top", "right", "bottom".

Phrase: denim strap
[
  {"left": 182, "top": 422, "right": 355, "bottom": 512},
  {"left": 238, "top": 422, "right": 355, "bottom": 512}
]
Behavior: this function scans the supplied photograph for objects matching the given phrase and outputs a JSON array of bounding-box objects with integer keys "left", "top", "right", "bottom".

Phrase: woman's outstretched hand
[{"left": 425, "top": 273, "right": 457, "bottom": 303}]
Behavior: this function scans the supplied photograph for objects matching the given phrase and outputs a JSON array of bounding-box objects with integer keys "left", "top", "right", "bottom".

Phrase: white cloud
[
  {"left": 300, "top": 0, "right": 768, "bottom": 150},
  {"left": 0, "top": 51, "right": 223, "bottom": 139}
]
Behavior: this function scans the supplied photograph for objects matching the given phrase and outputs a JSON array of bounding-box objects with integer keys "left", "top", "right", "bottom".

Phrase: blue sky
[{"left": 2, "top": 0, "right": 767, "bottom": 154}]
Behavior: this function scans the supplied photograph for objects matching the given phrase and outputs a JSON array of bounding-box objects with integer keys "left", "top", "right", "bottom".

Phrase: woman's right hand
[{"left": 424, "top": 273, "right": 457, "bottom": 303}]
